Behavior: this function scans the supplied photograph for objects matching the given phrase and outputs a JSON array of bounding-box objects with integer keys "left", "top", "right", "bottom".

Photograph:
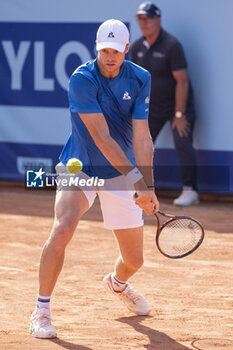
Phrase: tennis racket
[{"left": 155, "top": 211, "right": 204, "bottom": 259}]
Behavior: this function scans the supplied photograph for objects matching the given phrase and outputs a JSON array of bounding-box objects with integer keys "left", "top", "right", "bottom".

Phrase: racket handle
[{"left": 158, "top": 211, "right": 176, "bottom": 218}]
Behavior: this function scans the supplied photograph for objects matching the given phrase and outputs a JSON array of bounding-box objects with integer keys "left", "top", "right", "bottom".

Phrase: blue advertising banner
[
  {"left": 0, "top": 22, "right": 100, "bottom": 180},
  {"left": 0, "top": 22, "right": 99, "bottom": 107},
  {"left": 0, "top": 20, "right": 232, "bottom": 192}
]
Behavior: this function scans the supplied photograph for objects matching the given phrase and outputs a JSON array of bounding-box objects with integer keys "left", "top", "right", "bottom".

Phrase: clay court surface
[{"left": 0, "top": 185, "right": 232, "bottom": 350}]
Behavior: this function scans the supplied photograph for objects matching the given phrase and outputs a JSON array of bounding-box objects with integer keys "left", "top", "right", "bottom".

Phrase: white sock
[
  {"left": 36, "top": 295, "right": 51, "bottom": 311},
  {"left": 111, "top": 273, "right": 127, "bottom": 292}
]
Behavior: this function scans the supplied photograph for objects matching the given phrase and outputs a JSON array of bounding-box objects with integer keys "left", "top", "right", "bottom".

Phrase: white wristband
[{"left": 126, "top": 168, "right": 143, "bottom": 184}]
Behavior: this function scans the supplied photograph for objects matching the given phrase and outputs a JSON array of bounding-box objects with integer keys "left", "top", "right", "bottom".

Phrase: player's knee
[{"left": 51, "top": 219, "right": 77, "bottom": 249}]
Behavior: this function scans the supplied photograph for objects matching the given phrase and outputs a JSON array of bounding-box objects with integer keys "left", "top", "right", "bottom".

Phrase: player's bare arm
[
  {"left": 79, "top": 112, "right": 135, "bottom": 174},
  {"left": 132, "top": 119, "right": 154, "bottom": 186},
  {"left": 132, "top": 118, "right": 159, "bottom": 214},
  {"left": 79, "top": 112, "right": 157, "bottom": 215}
]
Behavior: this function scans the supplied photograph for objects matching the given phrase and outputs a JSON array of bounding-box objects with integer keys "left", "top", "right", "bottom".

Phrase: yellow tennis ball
[{"left": 67, "top": 158, "right": 83, "bottom": 174}]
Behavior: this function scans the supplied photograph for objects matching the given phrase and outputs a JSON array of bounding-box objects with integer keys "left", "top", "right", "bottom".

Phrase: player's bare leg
[
  {"left": 103, "top": 226, "right": 151, "bottom": 315},
  {"left": 113, "top": 226, "right": 144, "bottom": 281},
  {"left": 39, "top": 189, "right": 89, "bottom": 296},
  {"left": 30, "top": 189, "right": 89, "bottom": 338}
]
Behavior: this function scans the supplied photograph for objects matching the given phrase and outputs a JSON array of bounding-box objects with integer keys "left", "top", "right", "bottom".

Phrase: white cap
[{"left": 96, "top": 19, "right": 129, "bottom": 53}]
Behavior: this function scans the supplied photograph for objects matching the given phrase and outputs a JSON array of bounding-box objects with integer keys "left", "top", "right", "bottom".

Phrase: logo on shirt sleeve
[{"left": 145, "top": 96, "right": 150, "bottom": 104}]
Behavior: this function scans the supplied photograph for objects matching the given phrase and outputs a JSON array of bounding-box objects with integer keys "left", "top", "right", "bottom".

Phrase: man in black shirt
[{"left": 131, "top": 2, "right": 199, "bottom": 206}]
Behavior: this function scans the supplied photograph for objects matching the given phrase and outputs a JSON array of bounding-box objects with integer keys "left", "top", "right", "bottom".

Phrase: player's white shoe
[
  {"left": 173, "top": 187, "right": 199, "bottom": 206},
  {"left": 29, "top": 308, "right": 57, "bottom": 339},
  {"left": 103, "top": 273, "right": 151, "bottom": 316}
]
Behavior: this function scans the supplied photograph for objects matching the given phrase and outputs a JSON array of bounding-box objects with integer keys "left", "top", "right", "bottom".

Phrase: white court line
[{"left": 0, "top": 266, "right": 24, "bottom": 272}]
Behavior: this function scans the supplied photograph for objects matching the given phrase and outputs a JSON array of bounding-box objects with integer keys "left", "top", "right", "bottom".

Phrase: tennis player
[{"left": 29, "top": 19, "right": 159, "bottom": 339}]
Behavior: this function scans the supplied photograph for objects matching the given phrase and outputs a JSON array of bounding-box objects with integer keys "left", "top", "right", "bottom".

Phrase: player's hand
[
  {"left": 133, "top": 182, "right": 159, "bottom": 215},
  {"left": 172, "top": 116, "right": 190, "bottom": 137}
]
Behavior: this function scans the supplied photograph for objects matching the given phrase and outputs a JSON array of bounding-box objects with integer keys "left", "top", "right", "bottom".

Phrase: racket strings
[{"left": 159, "top": 219, "right": 203, "bottom": 257}]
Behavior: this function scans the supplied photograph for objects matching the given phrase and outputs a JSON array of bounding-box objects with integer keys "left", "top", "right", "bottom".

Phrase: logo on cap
[
  {"left": 108, "top": 32, "right": 115, "bottom": 38},
  {"left": 96, "top": 19, "right": 129, "bottom": 53}
]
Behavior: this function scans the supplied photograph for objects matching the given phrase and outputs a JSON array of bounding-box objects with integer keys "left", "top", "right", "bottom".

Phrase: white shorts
[{"left": 56, "top": 163, "right": 143, "bottom": 230}]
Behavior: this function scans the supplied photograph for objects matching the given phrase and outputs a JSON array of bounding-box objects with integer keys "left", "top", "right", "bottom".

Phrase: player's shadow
[
  {"left": 116, "top": 316, "right": 191, "bottom": 350},
  {"left": 49, "top": 338, "right": 93, "bottom": 350}
]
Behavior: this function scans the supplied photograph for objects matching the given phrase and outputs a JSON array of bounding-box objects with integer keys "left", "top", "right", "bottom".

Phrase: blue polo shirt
[{"left": 60, "top": 59, "right": 151, "bottom": 178}]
